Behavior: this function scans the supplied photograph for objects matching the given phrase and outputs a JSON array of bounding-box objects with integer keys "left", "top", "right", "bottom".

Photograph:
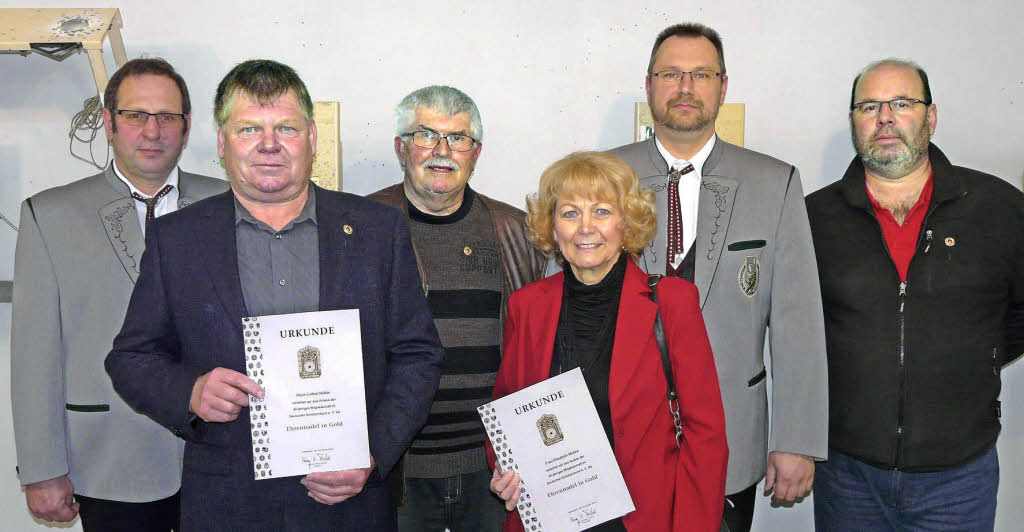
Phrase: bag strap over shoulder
[{"left": 647, "top": 274, "right": 683, "bottom": 448}]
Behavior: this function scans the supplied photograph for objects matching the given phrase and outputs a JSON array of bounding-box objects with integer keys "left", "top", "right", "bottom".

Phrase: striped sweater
[{"left": 405, "top": 188, "right": 502, "bottom": 477}]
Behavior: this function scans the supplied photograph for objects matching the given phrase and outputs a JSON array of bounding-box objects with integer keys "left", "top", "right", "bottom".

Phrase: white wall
[{"left": 1, "top": 1, "right": 1022, "bottom": 530}]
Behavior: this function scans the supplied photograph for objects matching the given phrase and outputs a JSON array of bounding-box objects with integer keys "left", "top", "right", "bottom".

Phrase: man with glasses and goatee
[
  {"left": 807, "top": 58, "right": 1024, "bottom": 531},
  {"left": 608, "top": 22, "right": 829, "bottom": 532},
  {"left": 369, "top": 85, "right": 547, "bottom": 532},
  {"left": 11, "top": 58, "right": 225, "bottom": 530}
]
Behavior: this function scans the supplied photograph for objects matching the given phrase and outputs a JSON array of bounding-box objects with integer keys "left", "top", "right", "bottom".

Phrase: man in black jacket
[{"left": 806, "top": 58, "right": 1024, "bottom": 531}]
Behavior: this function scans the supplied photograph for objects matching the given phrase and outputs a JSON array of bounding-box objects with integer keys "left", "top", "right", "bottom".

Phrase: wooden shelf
[{"left": 0, "top": 8, "right": 127, "bottom": 95}]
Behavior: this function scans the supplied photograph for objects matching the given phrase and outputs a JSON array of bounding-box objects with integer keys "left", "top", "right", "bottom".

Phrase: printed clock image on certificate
[
  {"left": 242, "top": 309, "right": 371, "bottom": 479},
  {"left": 479, "top": 368, "right": 635, "bottom": 531}
]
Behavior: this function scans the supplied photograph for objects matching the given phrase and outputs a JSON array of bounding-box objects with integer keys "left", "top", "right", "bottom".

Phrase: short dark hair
[
  {"left": 647, "top": 23, "right": 726, "bottom": 76},
  {"left": 214, "top": 59, "right": 314, "bottom": 127},
  {"left": 850, "top": 58, "right": 932, "bottom": 109},
  {"left": 104, "top": 58, "right": 190, "bottom": 132}
]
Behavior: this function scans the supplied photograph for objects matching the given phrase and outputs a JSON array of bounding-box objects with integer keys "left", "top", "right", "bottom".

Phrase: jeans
[
  {"left": 814, "top": 446, "right": 998, "bottom": 532},
  {"left": 398, "top": 468, "right": 505, "bottom": 532}
]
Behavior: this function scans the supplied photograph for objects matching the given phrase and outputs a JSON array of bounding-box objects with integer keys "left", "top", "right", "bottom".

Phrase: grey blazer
[
  {"left": 609, "top": 137, "right": 828, "bottom": 493},
  {"left": 10, "top": 166, "right": 227, "bottom": 501}
]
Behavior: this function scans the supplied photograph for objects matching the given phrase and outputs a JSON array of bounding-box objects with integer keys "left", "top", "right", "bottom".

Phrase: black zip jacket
[{"left": 806, "top": 143, "right": 1024, "bottom": 472}]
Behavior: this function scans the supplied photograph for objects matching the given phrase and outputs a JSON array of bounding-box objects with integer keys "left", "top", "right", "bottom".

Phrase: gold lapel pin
[
  {"left": 343, "top": 224, "right": 353, "bottom": 235},
  {"left": 464, "top": 246, "right": 472, "bottom": 256},
  {"left": 944, "top": 237, "right": 955, "bottom": 247}
]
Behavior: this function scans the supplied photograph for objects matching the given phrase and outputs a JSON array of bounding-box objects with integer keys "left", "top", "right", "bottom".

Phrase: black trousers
[
  {"left": 75, "top": 491, "right": 180, "bottom": 532},
  {"left": 722, "top": 482, "right": 757, "bottom": 532}
]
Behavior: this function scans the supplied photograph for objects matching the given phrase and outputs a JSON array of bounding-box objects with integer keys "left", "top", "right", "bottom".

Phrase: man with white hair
[{"left": 369, "top": 85, "right": 546, "bottom": 532}]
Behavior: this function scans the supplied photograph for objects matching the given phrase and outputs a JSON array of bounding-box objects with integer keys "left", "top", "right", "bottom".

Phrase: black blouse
[{"left": 549, "top": 253, "right": 629, "bottom": 532}]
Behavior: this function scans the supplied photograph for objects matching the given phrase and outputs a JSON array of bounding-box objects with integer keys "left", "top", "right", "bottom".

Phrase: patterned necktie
[
  {"left": 666, "top": 163, "right": 695, "bottom": 272},
  {"left": 131, "top": 184, "right": 174, "bottom": 222}
]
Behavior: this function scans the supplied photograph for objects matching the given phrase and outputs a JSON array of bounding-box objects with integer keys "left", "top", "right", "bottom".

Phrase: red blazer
[{"left": 490, "top": 258, "right": 728, "bottom": 532}]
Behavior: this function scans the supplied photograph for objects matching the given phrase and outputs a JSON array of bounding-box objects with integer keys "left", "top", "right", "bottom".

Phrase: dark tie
[
  {"left": 131, "top": 184, "right": 174, "bottom": 222},
  {"left": 666, "top": 163, "right": 695, "bottom": 275}
]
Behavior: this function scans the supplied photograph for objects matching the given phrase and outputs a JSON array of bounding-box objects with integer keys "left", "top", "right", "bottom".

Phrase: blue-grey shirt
[{"left": 234, "top": 186, "right": 320, "bottom": 317}]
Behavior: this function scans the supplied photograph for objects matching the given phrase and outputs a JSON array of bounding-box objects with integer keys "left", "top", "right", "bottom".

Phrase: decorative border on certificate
[
  {"left": 479, "top": 403, "right": 544, "bottom": 530},
  {"left": 243, "top": 317, "right": 273, "bottom": 479}
]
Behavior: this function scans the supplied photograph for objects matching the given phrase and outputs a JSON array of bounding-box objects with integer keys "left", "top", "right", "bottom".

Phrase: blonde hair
[{"left": 526, "top": 151, "right": 656, "bottom": 264}]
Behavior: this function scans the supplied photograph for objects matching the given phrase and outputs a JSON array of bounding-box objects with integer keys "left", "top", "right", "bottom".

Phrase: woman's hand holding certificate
[{"left": 490, "top": 467, "right": 522, "bottom": 511}]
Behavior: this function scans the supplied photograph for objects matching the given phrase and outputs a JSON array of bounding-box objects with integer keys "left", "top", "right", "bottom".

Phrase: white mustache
[{"left": 422, "top": 156, "right": 459, "bottom": 171}]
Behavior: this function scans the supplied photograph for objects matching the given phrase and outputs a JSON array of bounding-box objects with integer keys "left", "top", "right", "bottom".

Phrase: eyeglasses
[
  {"left": 401, "top": 130, "right": 477, "bottom": 152},
  {"left": 114, "top": 109, "right": 186, "bottom": 128},
  {"left": 650, "top": 69, "right": 722, "bottom": 85},
  {"left": 850, "top": 99, "right": 930, "bottom": 116}
]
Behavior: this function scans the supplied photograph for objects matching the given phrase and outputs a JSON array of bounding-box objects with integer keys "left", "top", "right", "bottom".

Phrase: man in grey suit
[
  {"left": 608, "top": 23, "right": 828, "bottom": 532},
  {"left": 11, "top": 58, "right": 225, "bottom": 531}
]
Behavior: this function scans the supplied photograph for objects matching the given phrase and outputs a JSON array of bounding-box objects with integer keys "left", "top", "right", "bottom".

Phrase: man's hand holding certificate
[
  {"left": 190, "top": 367, "right": 264, "bottom": 423},
  {"left": 300, "top": 457, "right": 376, "bottom": 505},
  {"left": 239, "top": 309, "right": 371, "bottom": 482}
]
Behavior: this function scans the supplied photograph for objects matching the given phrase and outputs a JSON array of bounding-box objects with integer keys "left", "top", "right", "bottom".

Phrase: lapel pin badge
[
  {"left": 464, "top": 245, "right": 473, "bottom": 256},
  {"left": 944, "top": 237, "right": 955, "bottom": 247},
  {"left": 343, "top": 224, "right": 353, "bottom": 235}
]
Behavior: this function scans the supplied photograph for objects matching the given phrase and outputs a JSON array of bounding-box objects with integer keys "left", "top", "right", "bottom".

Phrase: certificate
[
  {"left": 479, "top": 368, "right": 635, "bottom": 531},
  {"left": 242, "top": 309, "right": 371, "bottom": 480}
]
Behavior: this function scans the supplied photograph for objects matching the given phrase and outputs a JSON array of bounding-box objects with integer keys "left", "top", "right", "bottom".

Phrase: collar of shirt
[
  {"left": 407, "top": 185, "right": 476, "bottom": 225},
  {"left": 112, "top": 160, "right": 180, "bottom": 200},
  {"left": 655, "top": 133, "right": 716, "bottom": 178},
  {"left": 234, "top": 183, "right": 318, "bottom": 234},
  {"left": 865, "top": 173, "right": 934, "bottom": 282},
  {"left": 655, "top": 134, "right": 716, "bottom": 265},
  {"left": 112, "top": 161, "right": 180, "bottom": 235}
]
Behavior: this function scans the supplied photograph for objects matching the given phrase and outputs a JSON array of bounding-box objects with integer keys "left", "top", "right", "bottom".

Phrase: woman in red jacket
[{"left": 489, "top": 152, "right": 727, "bottom": 531}]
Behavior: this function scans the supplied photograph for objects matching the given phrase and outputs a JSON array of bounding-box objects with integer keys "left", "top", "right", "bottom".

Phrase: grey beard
[
  {"left": 856, "top": 127, "right": 930, "bottom": 180},
  {"left": 860, "top": 146, "right": 923, "bottom": 180}
]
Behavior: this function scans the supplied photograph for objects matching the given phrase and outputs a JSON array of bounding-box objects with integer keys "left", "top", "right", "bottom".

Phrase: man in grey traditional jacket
[
  {"left": 608, "top": 23, "right": 828, "bottom": 532},
  {"left": 11, "top": 58, "right": 225, "bottom": 531}
]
